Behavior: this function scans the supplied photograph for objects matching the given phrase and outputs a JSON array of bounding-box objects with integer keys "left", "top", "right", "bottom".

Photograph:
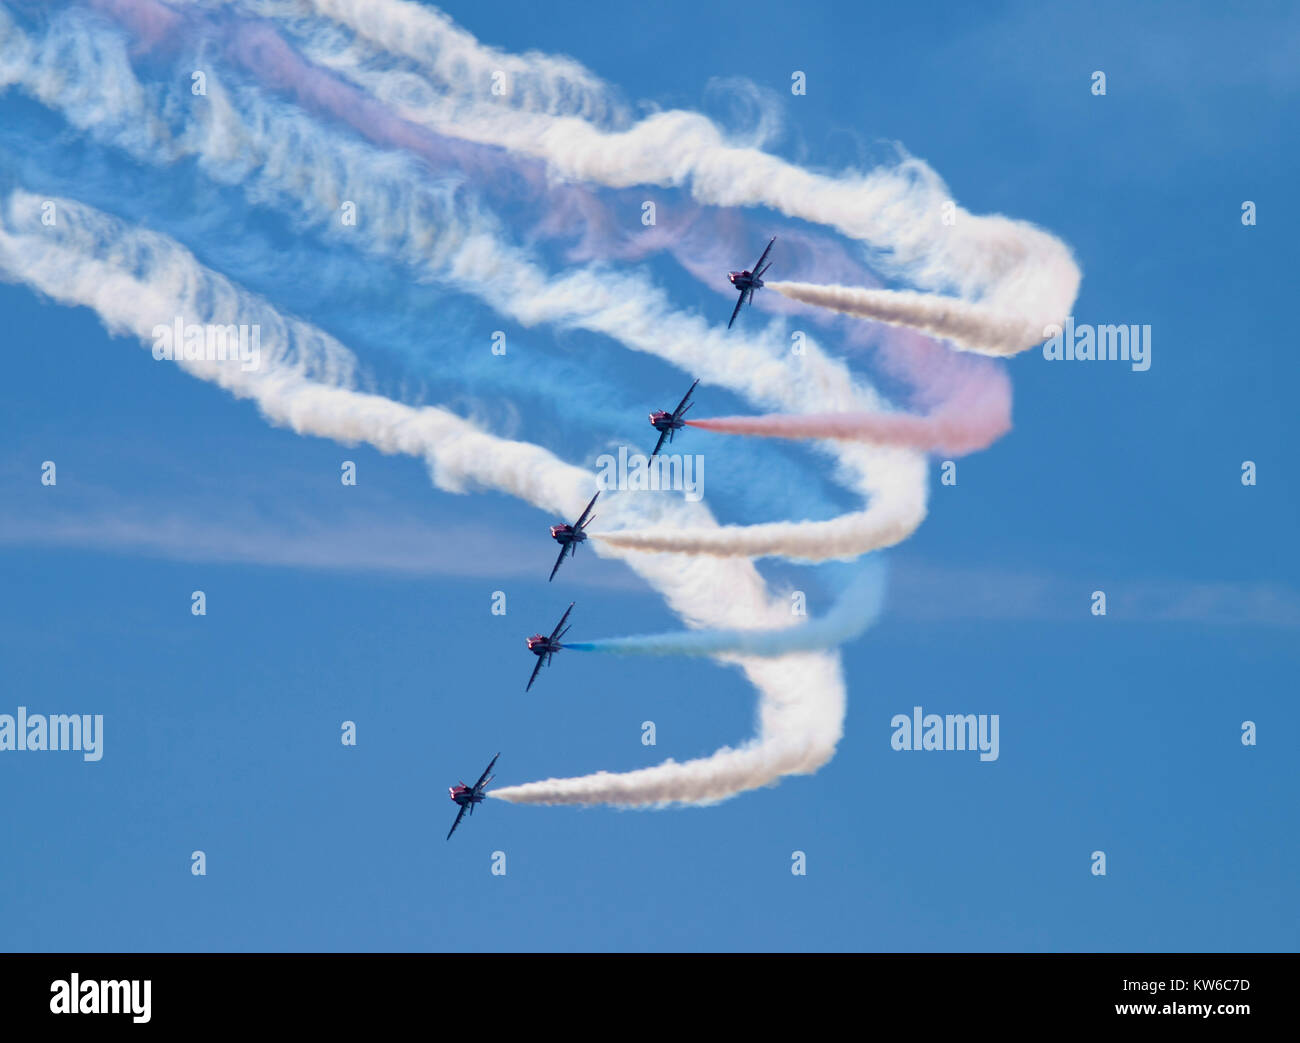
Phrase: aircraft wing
[
  {"left": 727, "top": 290, "right": 746, "bottom": 330},
  {"left": 525, "top": 655, "right": 546, "bottom": 693},
  {"left": 549, "top": 602, "right": 575, "bottom": 642},
  {"left": 446, "top": 802, "right": 469, "bottom": 840},
  {"left": 574, "top": 492, "right": 600, "bottom": 529},
  {"left": 474, "top": 753, "right": 500, "bottom": 790},
  {"left": 753, "top": 236, "right": 775, "bottom": 273},
  {"left": 548, "top": 542, "right": 570, "bottom": 582},
  {"left": 672, "top": 379, "right": 699, "bottom": 421},
  {"left": 651, "top": 427, "right": 671, "bottom": 457}
]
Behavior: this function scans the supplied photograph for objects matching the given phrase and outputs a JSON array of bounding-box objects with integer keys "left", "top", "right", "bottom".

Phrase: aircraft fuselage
[
  {"left": 649, "top": 410, "right": 683, "bottom": 432},
  {"left": 449, "top": 785, "right": 483, "bottom": 806},
  {"left": 550, "top": 524, "right": 586, "bottom": 545},
  {"left": 527, "top": 635, "right": 560, "bottom": 656}
]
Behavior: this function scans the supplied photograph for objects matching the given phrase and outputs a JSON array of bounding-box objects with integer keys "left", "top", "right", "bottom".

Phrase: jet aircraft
[
  {"left": 648, "top": 379, "right": 699, "bottom": 457},
  {"left": 548, "top": 493, "right": 599, "bottom": 582},
  {"left": 525, "top": 602, "right": 574, "bottom": 692},
  {"left": 726, "top": 236, "right": 776, "bottom": 329},
  {"left": 447, "top": 752, "right": 499, "bottom": 840}
]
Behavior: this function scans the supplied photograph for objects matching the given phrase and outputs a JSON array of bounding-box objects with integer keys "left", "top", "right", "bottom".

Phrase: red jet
[
  {"left": 727, "top": 236, "right": 776, "bottom": 329},
  {"left": 447, "top": 752, "right": 499, "bottom": 840},
  {"left": 526, "top": 602, "right": 573, "bottom": 692},
  {"left": 648, "top": 379, "right": 699, "bottom": 457},
  {"left": 548, "top": 492, "right": 599, "bottom": 582}
]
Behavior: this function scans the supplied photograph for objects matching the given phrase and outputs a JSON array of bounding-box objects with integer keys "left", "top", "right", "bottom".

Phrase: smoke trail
[
  {"left": 593, "top": 489, "right": 921, "bottom": 562},
  {"left": 224, "top": 3, "right": 888, "bottom": 312},
  {"left": 0, "top": 2, "right": 1081, "bottom": 806},
  {"left": 0, "top": 186, "right": 852, "bottom": 807},
  {"left": 0, "top": 5, "right": 931, "bottom": 565},
  {"left": 0, "top": 11, "right": 913, "bottom": 804},
  {"left": 683, "top": 365, "right": 1011, "bottom": 455},
  {"left": 0, "top": 71, "right": 845, "bottom": 530},
  {"left": 767, "top": 281, "right": 1047, "bottom": 356},
  {"left": 289, "top": 0, "right": 623, "bottom": 123},
  {"left": 187, "top": 2, "right": 1077, "bottom": 801},
  {"left": 492, "top": 702, "right": 841, "bottom": 807},
  {"left": 262, "top": 0, "right": 1081, "bottom": 352},
  {"left": 565, "top": 565, "right": 885, "bottom": 658},
  {"left": 494, "top": 568, "right": 886, "bottom": 806},
  {"left": 97, "top": 0, "right": 869, "bottom": 318}
]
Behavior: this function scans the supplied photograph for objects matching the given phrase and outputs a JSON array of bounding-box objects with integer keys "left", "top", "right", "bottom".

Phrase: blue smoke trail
[
  {"left": 0, "top": 3, "right": 891, "bottom": 661},
  {"left": 0, "top": 48, "right": 852, "bottom": 528},
  {"left": 565, "top": 557, "right": 887, "bottom": 658},
  {"left": 0, "top": 95, "right": 850, "bottom": 530}
]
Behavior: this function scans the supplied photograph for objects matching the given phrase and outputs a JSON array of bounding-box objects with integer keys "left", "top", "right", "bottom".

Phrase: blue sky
[{"left": 0, "top": 0, "right": 1297, "bottom": 952}]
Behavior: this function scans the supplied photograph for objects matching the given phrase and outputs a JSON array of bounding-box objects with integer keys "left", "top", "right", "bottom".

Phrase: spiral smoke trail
[{"left": 0, "top": 1, "right": 1082, "bottom": 807}]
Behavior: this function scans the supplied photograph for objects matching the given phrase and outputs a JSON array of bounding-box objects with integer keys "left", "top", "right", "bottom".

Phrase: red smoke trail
[
  {"left": 687, "top": 336, "right": 1012, "bottom": 455},
  {"left": 95, "top": 0, "right": 1013, "bottom": 458}
]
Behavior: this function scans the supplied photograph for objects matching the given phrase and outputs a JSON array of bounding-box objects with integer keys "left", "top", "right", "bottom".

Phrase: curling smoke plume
[
  {"left": 267, "top": 0, "right": 1081, "bottom": 352},
  {"left": 0, "top": 1, "right": 1083, "bottom": 806},
  {"left": 767, "top": 282, "right": 1050, "bottom": 356},
  {"left": 683, "top": 364, "right": 1011, "bottom": 456},
  {"left": 564, "top": 566, "right": 886, "bottom": 659},
  {"left": 0, "top": 187, "right": 851, "bottom": 808},
  {"left": 0, "top": 5, "right": 931, "bottom": 566}
]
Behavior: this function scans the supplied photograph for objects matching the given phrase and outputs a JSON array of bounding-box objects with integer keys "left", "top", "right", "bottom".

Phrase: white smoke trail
[
  {"left": 767, "top": 282, "right": 1046, "bottom": 356},
  {"left": 597, "top": 491, "right": 919, "bottom": 562},
  {"left": 247, "top": 0, "right": 1080, "bottom": 353},
  {"left": 0, "top": 3, "right": 1082, "bottom": 805},
  {"left": 0, "top": 5, "right": 930, "bottom": 565},
  {"left": 567, "top": 566, "right": 885, "bottom": 658},
  {"left": 0, "top": 186, "right": 851, "bottom": 807},
  {"left": 270, "top": 0, "right": 623, "bottom": 122}
]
